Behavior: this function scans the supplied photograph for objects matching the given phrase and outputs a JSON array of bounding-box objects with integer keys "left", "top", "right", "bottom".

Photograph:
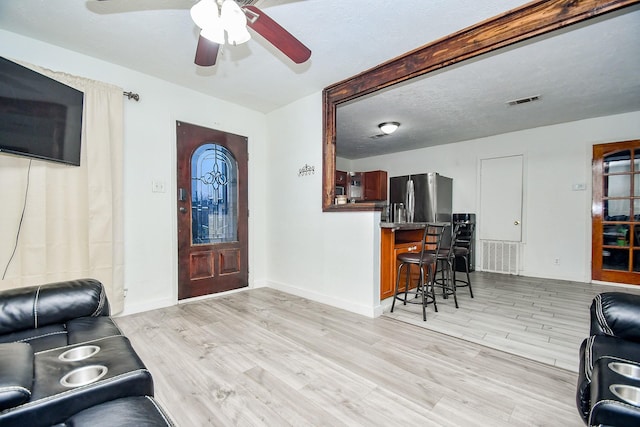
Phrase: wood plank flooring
[
  {"left": 384, "top": 271, "right": 640, "bottom": 372},
  {"left": 116, "top": 286, "right": 584, "bottom": 426}
]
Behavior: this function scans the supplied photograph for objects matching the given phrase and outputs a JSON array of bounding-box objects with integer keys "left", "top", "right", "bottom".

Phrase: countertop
[{"left": 379, "top": 221, "right": 450, "bottom": 230}]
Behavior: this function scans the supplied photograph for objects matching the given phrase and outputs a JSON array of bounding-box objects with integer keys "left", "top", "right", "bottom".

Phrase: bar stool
[
  {"left": 432, "top": 223, "right": 460, "bottom": 308},
  {"left": 390, "top": 223, "right": 447, "bottom": 321},
  {"left": 452, "top": 222, "right": 474, "bottom": 298}
]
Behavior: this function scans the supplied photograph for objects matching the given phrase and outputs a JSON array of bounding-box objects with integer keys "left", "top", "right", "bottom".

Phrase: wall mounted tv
[{"left": 0, "top": 57, "right": 84, "bottom": 166}]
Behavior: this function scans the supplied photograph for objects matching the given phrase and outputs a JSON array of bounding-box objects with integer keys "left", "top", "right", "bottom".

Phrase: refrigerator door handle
[{"left": 406, "top": 179, "right": 415, "bottom": 223}]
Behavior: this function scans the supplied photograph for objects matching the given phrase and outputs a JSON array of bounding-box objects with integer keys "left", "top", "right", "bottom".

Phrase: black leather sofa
[
  {"left": 577, "top": 292, "right": 640, "bottom": 426},
  {"left": 0, "top": 279, "right": 174, "bottom": 426}
]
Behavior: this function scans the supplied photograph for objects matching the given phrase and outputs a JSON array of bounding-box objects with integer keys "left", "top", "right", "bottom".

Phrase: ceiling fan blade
[
  {"left": 242, "top": 5, "right": 311, "bottom": 64},
  {"left": 194, "top": 34, "right": 220, "bottom": 66}
]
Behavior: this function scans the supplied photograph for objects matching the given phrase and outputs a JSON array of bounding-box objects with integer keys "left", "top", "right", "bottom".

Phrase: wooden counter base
[{"left": 380, "top": 224, "right": 425, "bottom": 300}]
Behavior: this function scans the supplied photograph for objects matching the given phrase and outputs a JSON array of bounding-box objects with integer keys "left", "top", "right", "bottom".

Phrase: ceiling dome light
[{"left": 379, "top": 122, "right": 400, "bottom": 135}]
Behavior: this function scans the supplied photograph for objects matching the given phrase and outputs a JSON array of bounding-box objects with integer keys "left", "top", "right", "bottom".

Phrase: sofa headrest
[
  {"left": 591, "top": 292, "right": 640, "bottom": 342},
  {"left": 0, "top": 279, "right": 110, "bottom": 335}
]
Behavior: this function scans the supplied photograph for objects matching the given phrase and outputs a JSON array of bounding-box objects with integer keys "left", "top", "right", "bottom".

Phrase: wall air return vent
[{"left": 507, "top": 95, "right": 541, "bottom": 106}]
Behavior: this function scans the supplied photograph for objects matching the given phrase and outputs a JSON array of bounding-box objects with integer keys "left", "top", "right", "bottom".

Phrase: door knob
[
  {"left": 514, "top": 220, "right": 520, "bottom": 225},
  {"left": 179, "top": 207, "right": 187, "bottom": 213}
]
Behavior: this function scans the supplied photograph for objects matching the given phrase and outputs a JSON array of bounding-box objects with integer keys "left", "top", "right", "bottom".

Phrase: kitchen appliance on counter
[{"left": 389, "top": 172, "right": 453, "bottom": 224}]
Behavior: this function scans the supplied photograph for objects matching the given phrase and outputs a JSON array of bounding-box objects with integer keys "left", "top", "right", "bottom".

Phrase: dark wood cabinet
[
  {"left": 335, "top": 170, "right": 347, "bottom": 186},
  {"left": 363, "top": 170, "right": 387, "bottom": 201},
  {"left": 345, "top": 170, "right": 387, "bottom": 202}
]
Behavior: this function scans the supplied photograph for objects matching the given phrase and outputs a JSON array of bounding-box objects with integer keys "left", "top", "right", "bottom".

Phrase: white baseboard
[
  {"left": 116, "top": 280, "right": 383, "bottom": 320},
  {"left": 117, "top": 296, "right": 175, "bottom": 317},
  {"left": 265, "top": 279, "right": 377, "bottom": 318}
]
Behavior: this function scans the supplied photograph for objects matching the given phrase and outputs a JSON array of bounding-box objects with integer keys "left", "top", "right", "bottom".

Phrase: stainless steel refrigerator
[{"left": 389, "top": 172, "right": 453, "bottom": 223}]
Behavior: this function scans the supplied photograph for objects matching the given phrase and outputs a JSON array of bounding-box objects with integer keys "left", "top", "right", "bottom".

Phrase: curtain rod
[{"left": 123, "top": 91, "right": 140, "bottom": 102}]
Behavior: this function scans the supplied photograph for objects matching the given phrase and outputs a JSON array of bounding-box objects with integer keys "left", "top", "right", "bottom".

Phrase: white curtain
[{"left": 0, "top": 61, "right": 125, "bottom": 313}]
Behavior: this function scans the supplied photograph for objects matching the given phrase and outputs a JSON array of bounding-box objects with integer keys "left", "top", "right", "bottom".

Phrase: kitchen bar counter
[
  {"left": 380, "top": 222, "right": 429, "bottom": 230},
  {"left": 380, "top": 221, "right": 449, "bottom": 229},
  {"left": 379, "top": 222, "right": 450, "bottom": 300}
]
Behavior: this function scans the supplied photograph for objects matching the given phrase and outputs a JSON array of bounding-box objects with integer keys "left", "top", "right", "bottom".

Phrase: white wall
[
  {"left": 352, "top": 111, "right": 640, "bottom": 282},
  {"left": 265, "top": 94, "right": 381, "bottom": 316},
  {"left": 4, "top": 29, "right": 639, "bottom": 320},
  {"left": 0, "top": 30, "right": 269, "bottom": 315}
]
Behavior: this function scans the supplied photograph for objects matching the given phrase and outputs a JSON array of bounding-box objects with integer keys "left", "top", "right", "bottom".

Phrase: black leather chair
[
  {"left": 0, "top": 279, "right": 174, "bottom": 427},
  {"left": 52, "top": 396, "right": 174, "bottom": 427},
  {"left": 0, "top": 278, "right": 122, "bottom": 352},
  {"left": 577, "top": 292, "right": 640, "bottom": 426}
]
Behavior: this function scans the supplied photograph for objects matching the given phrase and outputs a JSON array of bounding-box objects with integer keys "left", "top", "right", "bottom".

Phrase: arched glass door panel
[{"left": 191, "top": 143, "right": 238, "bottom": 244}]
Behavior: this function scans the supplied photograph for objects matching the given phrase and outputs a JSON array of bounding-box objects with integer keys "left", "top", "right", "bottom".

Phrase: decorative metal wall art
[{"left": 298, "top": 164, "right": 315, "bottom": 177}]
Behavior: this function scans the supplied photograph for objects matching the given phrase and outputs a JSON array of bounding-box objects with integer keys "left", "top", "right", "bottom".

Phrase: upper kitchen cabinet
[
  {"left": 364, "top": 170, "right": 388, "bottom": 201},
  {"left": 347, "top": 170, "right": 388, "bottom": 202}
]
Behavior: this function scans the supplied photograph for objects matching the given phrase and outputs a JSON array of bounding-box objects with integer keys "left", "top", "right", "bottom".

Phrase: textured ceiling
[
  {"left": 0, "top": 0, "right": 532, "bottom": 112},
  {"left": 0, "top": 1, "right": 638, "bottom": 160},
  {"left": 336, "top": 6, "right": 640, "bottom": 159}
]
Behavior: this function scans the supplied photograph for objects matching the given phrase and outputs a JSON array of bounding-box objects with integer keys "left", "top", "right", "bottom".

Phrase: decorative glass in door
[
  {"left": 191, "top": 143, "right": 238, "bottom": 244},
  {"left": 600, "top": 148, "right": 640, "bottom": 273}
]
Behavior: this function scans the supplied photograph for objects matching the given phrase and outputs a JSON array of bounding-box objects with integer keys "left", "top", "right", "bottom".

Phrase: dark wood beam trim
[{"left": 322, "top": 0, "right": 640, "bottom": 212}]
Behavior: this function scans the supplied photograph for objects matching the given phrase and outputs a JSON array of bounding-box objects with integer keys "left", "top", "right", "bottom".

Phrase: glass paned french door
[{"left": 593, "top": 140, "right": 640, "bottom": 284}]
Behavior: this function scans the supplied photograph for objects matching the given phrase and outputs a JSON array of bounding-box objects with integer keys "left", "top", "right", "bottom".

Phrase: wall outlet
[
  {"left": 152, "top": 180, "right": 166, "bottom": 193},
  {"left": 553, "top": 257, "right": 560, "bottom": 265}
]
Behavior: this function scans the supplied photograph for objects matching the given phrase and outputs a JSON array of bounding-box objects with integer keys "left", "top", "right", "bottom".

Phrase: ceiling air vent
[{"left": 507, "top": 95, "right": 541, "bottom": 106}]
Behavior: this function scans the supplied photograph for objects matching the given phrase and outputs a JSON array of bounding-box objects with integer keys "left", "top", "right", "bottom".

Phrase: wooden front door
[
  {"left": 592, "top": 140, "right": 640, "bottom": 285},
  {"left": 176, "top": 121, "right": 248, "bottom": 299}
]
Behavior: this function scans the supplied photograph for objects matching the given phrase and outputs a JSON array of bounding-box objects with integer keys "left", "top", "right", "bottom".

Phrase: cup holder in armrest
[
  {"left": 60, "top": 365, "right": 108, "bottom": 388},
  {"left": 608, "top": 361, "right": 640, "bottom": 380},
  {"left": 610, "top": 384, "right": 640, "bottom": 407},
  {"left": 58, "top": 345, "right": 100, "bottom": 362}
]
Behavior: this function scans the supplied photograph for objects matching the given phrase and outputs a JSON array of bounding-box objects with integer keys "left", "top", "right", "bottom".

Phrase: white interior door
[{"left": 479, "top": 155, "right": 523, "bottom": 242}]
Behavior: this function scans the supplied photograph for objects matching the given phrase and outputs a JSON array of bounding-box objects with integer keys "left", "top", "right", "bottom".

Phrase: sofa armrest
[
  {"left": 0, "top": 342, "right": 33, "bottom": 411},
  {"left": 590, "top": 292, "right": 640, "bottom": 343},
  {"left": 0, "top": 279, "right": 110, "bottom": 336}
]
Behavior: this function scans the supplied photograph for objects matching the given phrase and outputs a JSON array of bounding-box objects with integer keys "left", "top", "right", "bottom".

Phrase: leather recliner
[
  {"left": 0, "top": 278, "right": 122, "bottom": 352},
  {"left": 0, "top": 279, "right": 174, "bottom": 426},
  {"left": 577, "top": 292, "right": 640, "bottom": 426}
]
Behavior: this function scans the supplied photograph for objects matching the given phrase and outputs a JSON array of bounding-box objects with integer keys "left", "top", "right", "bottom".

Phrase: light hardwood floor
[
  {"left": 384, "top": 271, "right": 640, "bottom": 372},
  {"left": 116, "top": 286, "right": 585, "bottom": 426}
]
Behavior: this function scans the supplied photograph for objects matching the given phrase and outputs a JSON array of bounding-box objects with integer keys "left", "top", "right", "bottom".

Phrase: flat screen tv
[{"left": 0, "top": 56, "right": 84, "bottom": 166}]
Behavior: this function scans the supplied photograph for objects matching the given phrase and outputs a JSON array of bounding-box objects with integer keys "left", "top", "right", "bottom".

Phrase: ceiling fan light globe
[
  {"left": 227, "top": 28, "right": 251, "bottom": 45},
  {"left": 201, "top": 26, "right": 225, "bottom": 44},
  {"left": 221, "top": 0, "right": 248, "bottom": 32},
  {"left": 190, "top": 0, "right": 220, "bottom": 30}
]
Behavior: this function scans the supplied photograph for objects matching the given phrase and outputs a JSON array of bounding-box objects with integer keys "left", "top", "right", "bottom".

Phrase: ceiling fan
[{"left": 97, "top": 0, "right": 311, "bottom": 67}]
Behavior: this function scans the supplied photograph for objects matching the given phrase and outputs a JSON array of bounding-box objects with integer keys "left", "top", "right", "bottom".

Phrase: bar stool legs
[
  {"left": 390, "top": 261, "right": 437, "bottom": 321},
  {"left": 453, "top": 251, "right": 474, "bottom": 298},
  {"left": 435, "top": 257, "right": 458, "bottom": 308}
]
